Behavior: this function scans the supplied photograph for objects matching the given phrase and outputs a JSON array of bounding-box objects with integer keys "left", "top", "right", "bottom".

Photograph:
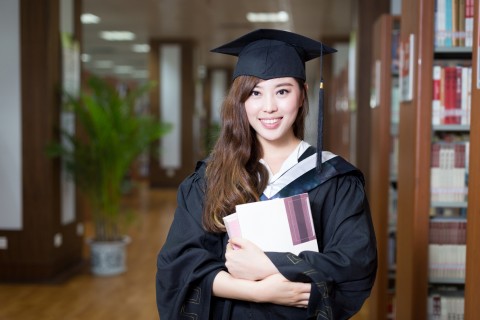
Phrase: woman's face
[{"left": 244, "top": 77, "right": 304, "bottom": 145}]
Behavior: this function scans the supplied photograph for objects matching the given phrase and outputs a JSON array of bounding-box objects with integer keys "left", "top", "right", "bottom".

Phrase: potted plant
[{"left": 47, "top": 76, "right": 171, "bottom": 276}]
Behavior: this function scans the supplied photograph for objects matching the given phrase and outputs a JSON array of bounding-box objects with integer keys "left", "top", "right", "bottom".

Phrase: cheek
[
  {"left": 244, "top": 100, "right": 259, "bottom": 117},
  {"left": 280, "top": 100, "right": 301, "bottom": 116}
]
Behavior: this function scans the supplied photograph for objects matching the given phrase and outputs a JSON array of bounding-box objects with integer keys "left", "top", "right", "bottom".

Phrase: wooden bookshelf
[
  {"left": 395, "top": 0, "right": 479, "bottom": 319},
  {"left": 368, "top": 14, "right": 400, "bottom": 320},
  {"left": 464, "top": 0, "right": 480, "bottom": 317},
  {"left": 325, "top": 66, "right": 353, "bottom": 160}
]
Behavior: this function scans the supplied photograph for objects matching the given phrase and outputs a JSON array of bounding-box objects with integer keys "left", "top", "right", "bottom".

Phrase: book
[
  {"left": 223, "top": 193, "right": 318, "bottom": 255},
  {"left": 432, "top": 65, "right": 442, "bottom": 125},
  {"left": 430, "top": 141, "right": 468, "bottom": 203},
  {"left": 429, "top": 218, "right": 467, "bottom": 244}
]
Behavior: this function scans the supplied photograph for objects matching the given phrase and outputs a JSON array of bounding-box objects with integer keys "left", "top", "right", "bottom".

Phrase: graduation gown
[{"left": 156, "top": 147, "right": 377, "bottom": 319}]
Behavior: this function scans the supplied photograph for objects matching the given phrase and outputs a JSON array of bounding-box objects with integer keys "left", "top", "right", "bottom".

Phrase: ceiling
[{"left": 81, "top": 0, "right": 357, "bottom": 83}]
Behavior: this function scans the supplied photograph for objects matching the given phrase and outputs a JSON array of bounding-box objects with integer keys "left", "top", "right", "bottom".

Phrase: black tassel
[
  {"left": 316, "top": 43, "right": 324, "bottom": 173},
  {"left": 316, "top": 81, "right": 324, "bottom": 173}
]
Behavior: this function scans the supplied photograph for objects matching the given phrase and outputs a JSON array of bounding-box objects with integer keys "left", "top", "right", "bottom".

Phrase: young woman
[{"left": 156, "top": 29, "right": 377, "bottom": 320}]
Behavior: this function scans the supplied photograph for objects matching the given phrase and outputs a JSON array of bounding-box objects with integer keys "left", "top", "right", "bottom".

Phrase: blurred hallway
[{"left": 0, "top": 183, "right": 176, "bottom": 320}]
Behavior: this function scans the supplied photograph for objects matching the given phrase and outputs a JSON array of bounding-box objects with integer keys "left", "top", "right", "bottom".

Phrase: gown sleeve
[
  {"left": 156, "top": 167, "right": 227, "bottom": 320},
  {"left": 265, "top": 173, "right": 377, "bottom": 320}
]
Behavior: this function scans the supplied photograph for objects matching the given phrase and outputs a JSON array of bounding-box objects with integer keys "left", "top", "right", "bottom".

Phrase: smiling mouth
[{"left": 260, "top": 117, "right": 282, "bottom": 124}]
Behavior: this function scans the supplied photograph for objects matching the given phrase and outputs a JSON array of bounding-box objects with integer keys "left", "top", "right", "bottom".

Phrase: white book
[{"left": 223, "top": 193, "right": 318, "bottom": 255}]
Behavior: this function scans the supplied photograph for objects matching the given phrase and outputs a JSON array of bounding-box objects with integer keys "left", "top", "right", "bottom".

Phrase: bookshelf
[
  {"left": 325, "top": 66, "right": 353, "bottom": 160},
  {"left": 368, "top": 14, "right": 400, "bottom": 320},
  {"left": 395, "top": 0, "right": 480, "bottom": 319},
  {"left": 464, "top": 0, "right": 480, "bottom": 317}
]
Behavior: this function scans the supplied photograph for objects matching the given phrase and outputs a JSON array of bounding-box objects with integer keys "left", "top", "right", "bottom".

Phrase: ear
[{"left": 302, "top": 83, "right": 309, "bottom": 105}]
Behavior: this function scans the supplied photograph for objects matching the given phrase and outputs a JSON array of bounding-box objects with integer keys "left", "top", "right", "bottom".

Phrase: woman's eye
[
  {"left": 250, "top": 90, "right": 260, "bottom": 96},
  {"left": 277, "top": 89, "right": 289, "bottom": 95}
]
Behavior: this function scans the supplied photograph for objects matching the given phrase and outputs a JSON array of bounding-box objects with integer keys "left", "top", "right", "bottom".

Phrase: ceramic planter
[{"left": 87, "top": 236, "right": 131, "bottom": 276}]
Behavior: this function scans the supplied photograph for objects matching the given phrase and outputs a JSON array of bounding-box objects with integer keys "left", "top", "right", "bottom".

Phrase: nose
[{"left": 263, "top": 94, "right": 277, "bottom": 113}]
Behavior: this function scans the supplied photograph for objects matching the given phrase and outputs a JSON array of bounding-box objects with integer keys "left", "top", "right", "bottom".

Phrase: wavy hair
[{"left": 203, "top": 75, "right": 308, "bottom": 232}]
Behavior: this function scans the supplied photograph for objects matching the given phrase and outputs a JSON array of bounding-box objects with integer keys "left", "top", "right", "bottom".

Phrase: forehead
[{"left": 254, "top": 77, "right": 299, "bottom": 87}]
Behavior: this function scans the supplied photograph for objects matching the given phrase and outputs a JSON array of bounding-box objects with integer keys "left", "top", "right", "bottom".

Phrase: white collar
[{"left": 260, "top": 140, "right": 310, "bottom": 185}]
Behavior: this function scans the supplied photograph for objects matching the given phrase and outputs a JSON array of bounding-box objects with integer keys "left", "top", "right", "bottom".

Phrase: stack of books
[{"left": 223, "top": 193, "right": 318, "bottom": 255}]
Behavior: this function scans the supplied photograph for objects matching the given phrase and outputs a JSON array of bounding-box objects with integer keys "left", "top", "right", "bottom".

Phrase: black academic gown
[{"left": 156, "top": 147, "right": 377, "bottom": 320}]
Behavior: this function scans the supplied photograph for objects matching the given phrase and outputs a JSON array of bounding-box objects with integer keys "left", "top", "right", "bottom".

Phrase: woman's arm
[
  {"left": 212, "top": 270, "right": 310, "bottom": 308},
  {"left": 224, "top": 237, "right": 278, "bottom": 280}
]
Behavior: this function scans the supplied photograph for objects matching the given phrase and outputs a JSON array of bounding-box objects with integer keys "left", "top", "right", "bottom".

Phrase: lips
[{"left": 259, "top": 117, "right": 282, "bottom": 125}]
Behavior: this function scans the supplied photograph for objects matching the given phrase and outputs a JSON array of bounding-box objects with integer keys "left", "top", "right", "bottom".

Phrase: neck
[{"left": 259, "top": 135, "right": 301, "bottom": 175}]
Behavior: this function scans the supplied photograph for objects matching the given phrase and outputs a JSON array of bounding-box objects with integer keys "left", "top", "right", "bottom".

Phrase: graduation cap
[{"left": 211, "top": 29, "right": 337, "bottom": 171}]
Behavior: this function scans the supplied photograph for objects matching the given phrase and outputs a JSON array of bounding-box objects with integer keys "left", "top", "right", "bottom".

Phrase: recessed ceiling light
[
  {"left": 246, "top": 11, "right": 289, "bottom": 23},
  {"left": 133, "top": 70, "right": 149, "bottom": 78},
  {"left": 114, "top": 65, "right": 134, "bottom": 74},
  {"left": 94, "top": 60, "right": 114, "bottom": 68},
  {"left": 132, "top": 44, "right": 150, "bottom": 53},
  {"left": 81, "top": 13, "right": 100, "bottom": 24},
  {"left": 100, "top": 31, "right": 136, "bottom": 41}
]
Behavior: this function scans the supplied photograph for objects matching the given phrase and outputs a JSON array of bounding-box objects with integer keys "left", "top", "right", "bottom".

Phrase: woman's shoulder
[
  {"left": 173, "top": 159, "right": 210, "bottom": 210},
  {"left": 178, "top": 159, "right": 208, "bottom": 192},
  {"left": 315, "top": 151, "right": 366, "bottom": 186}
]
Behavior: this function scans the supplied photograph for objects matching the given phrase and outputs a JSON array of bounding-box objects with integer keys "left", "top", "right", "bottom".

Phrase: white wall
[{"left": 0, "top": 0, "right": 22, "bottom": 230}]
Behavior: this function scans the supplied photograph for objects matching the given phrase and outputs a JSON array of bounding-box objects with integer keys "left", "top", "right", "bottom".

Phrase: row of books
[
  {"left": 429, "top": 219, "right": 467, "bottom": 244},
  {"left": 428, "top": 294, "right": 464, "bottom": 319},
  {"left": 430, "top": 141, "right": 469, "bottom": 203},
  {"left": 432, "top": 64, "right": 472, "bottom": 126},
  {"left": 388, "top": 183, "right": 398, "bottom": 229},
  {"left": 430, "top": 206, "right": 467, "bottom": 218},
  {"left": 390, "top": 135, "right": 399, "bottom": 178},
  {"left": 388, "top": 230, "right": 397, "bottom": 271},
  {"left": 434, "top": 0, "right": 474, "bottom": 47},
  {"left": 429, "top": 244, "right": 466, "bottom": 281}
]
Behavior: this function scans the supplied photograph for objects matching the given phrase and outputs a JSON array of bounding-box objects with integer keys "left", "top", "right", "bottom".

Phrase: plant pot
[{"left": 87, "top": 236, "right": 131, "bottom": 276}]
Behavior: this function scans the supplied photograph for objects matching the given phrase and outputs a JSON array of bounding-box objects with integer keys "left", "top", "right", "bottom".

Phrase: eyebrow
[{"left": 254, "top": 82, "right": 295, "bottom": 89}]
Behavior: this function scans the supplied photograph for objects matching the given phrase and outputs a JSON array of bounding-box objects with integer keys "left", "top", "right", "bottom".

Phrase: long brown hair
[{"left": 203, "top": 75, "right": 308, "bottom": 232}]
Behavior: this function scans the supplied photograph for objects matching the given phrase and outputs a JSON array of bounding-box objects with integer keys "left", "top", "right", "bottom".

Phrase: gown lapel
[{"left": 260, "top": 147, "right": 358, "bottom": 200}]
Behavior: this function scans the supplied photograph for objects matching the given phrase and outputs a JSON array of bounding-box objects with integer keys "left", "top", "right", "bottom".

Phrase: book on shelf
[
  {"left": 391, "top": 28, "right": 401, "bottom": 75},
  {"left": 429, "top": 219, "right": 467, "bottom": 244},
  {"left": 223, "top": 193, "right": 318, "bottom": 255},
  {"left": 435, "top": 0, "right": 474, "bottom": 48},
  {"left": 428, "top": 294, "right": 464, "bottom": 319},
  {"left": 430, "top": 140, "right": 469, "bottom": 203},
  {"left": 432, "top": 64, "right": 471, "bottom": 126},
  {"left": 429, "top": 217, "right": 467, "bottom": 283},
  {"left": 428, "top": 244, "right": 466, "bottom": 281}
]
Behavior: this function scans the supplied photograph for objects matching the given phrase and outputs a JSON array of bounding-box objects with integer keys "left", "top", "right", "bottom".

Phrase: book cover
[
  {"left": 443, "top": 66, "right": 458, "bottom": 124},
  {"left": 223, "top": 193, "right": 318, "bottom": 255},
  {"left": 432, "top": 65, "right": 442, "bottom": 125}
]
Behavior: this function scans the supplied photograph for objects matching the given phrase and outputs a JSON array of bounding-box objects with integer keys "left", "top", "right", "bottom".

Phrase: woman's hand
[
  {"left": 225, "top": 237, "right": 277, "bottom": 280},
  {"left": 255, "top": 273, "right": 311, "bottom": 308},
  {"left": 213, "top": 271, "right": 310, "bottom": 308}
]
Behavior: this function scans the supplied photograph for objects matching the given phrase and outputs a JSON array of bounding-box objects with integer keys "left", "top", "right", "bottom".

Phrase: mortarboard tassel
[
  {"left": 316, "top": 44, "right": 324, "bottom": 173},
  {"left": 316, "top": 80, "right": 324, "bottom": 173}
]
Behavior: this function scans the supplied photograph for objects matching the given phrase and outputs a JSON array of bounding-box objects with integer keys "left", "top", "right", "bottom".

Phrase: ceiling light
[
  {"left": 246, "top": 11, "right": 289, "bottom": 23},
  {"left": 132, "top": 44, "right": 150, "bottom": 53},
  {"left": 81, "top": 53, "right": 91, "bottom": 63},
  {"left": 94, "top": 60, "right": 114, "bottom": 68},
  {"left": 81, "top": 13, "right": 100, "bottom": 24},
  {"left": 100, "top": 31, "right": 136, "bottom": 41},
  {"left": 133, "top": 70, "right": 149, "bottom": 78},
  {"left": 114, "top": 65, "right": 133, "bottom": 74}
]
